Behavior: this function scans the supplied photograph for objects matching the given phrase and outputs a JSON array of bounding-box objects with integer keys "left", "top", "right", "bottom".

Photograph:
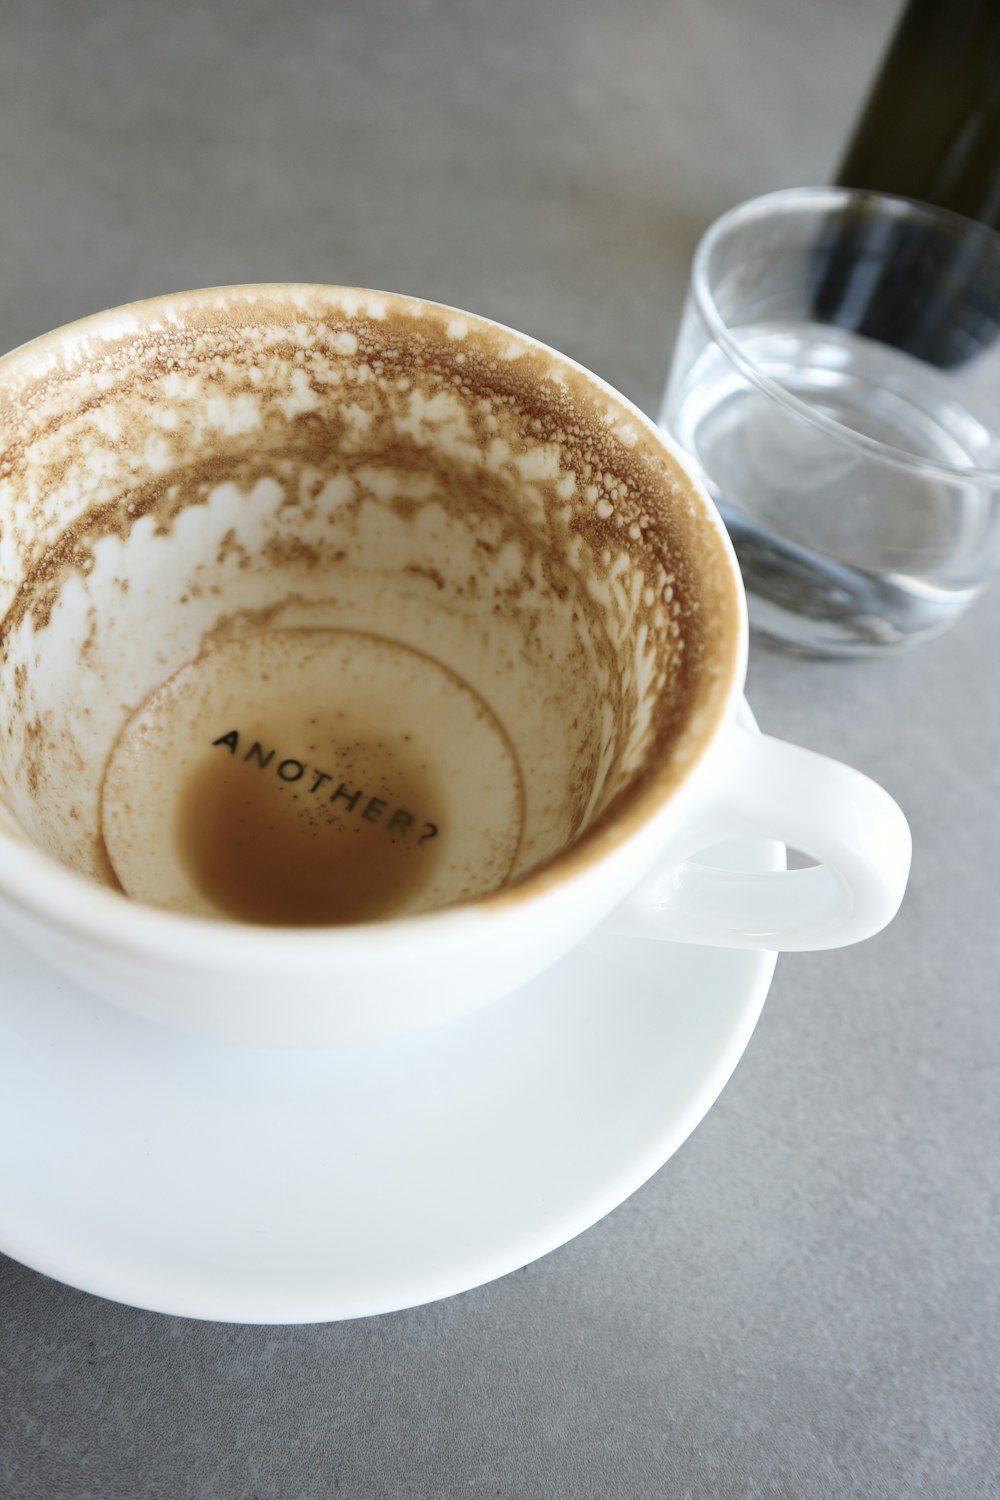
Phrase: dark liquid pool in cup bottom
[
  {"left": 100, "top": 628, "right": 524, "bottom": 925},
  {"left": 176, "top": 726, "right": 444, "bottom": 925}
]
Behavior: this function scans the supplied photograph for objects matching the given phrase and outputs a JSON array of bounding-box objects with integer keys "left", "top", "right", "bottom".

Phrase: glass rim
[{"left": 690, "top": 185, "right": 1000, "bottom": 487}]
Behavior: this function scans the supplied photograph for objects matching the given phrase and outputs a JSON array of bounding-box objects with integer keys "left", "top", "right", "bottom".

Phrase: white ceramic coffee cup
[{"left": 0, "top": 285, "right": 910, "bottom": 1046}]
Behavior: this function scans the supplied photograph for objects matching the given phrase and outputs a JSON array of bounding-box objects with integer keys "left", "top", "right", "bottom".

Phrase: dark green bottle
[
  {"left": 813, "top": 0, "right": 1000, "bottom": 367},
  {"left": 837, "top": 0, "right": 1000, "bottom": 226}
]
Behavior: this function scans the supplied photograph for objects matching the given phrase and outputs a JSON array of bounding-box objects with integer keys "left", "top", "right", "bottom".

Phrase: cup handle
[{"left": 605, "top": 724, "right": 912, "bottom": 951}]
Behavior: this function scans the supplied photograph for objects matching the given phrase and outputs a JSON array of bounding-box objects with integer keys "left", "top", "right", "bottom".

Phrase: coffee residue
[{"left": 176, "top": 728, "right": 442, "bottom": 926}]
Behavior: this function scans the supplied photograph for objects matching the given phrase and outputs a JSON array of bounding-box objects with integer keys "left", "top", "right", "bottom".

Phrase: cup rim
[
  {"left": 0, "top": 283, "right": 748, "bottom": 962},
  {"left": 690, "top": 185, "right": 1000, "bottom": 487}
]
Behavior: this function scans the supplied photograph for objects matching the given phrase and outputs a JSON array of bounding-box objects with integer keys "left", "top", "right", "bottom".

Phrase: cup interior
[{"left": 0, "top": 286, "right": 740, "bottom": 925}]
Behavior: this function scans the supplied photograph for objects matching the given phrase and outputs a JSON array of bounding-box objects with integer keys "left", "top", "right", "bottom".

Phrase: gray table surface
[{"left": 2, "top": 1, "right": 997, "bottom": 1497}]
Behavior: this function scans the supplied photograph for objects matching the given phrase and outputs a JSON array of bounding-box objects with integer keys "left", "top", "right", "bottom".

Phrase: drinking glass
[{"left": 659, "top": 187, "right": 1000, "bottom": 655}]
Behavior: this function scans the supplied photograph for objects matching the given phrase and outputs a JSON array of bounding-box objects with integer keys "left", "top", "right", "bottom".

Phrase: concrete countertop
[{"left": 2, "top": 2, "right": 997, "bottom": 1496}]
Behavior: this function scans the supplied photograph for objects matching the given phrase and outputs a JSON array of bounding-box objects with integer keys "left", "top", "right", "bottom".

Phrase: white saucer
[{"left": 0, "top": 708, "right": 781, "bottom": 1325}]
